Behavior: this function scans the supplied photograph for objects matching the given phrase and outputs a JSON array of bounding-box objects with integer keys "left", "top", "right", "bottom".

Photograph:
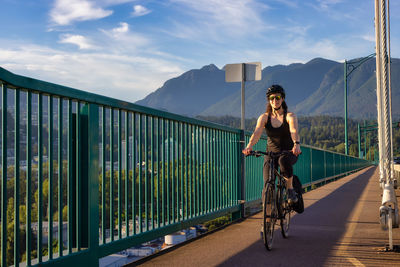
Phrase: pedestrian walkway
[{"left": 131, "top": 166, "right": 400, "bottom": 267}]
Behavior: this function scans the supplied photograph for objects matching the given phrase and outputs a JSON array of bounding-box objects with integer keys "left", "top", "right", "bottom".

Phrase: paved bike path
[{"left": 133, "top": 167, "right": 400, "bottom": 266}]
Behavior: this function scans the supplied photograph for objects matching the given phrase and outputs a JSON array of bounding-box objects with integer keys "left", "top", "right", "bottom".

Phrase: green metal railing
[
  {"left": 0, "top": 67, "right": 370, "bottom": 267},
  {"left": 244, "top": 134, "right": 370, "bottom": 204}
]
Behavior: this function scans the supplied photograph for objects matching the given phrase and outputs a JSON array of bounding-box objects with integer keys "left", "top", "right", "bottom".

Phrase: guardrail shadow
[{"left": 217, "top": 167, "right": 376, "bottom": 267}]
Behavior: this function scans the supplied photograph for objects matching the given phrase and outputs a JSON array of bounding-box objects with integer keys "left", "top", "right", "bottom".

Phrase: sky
[{"left": 1, "top": 0, "right": 399, "bottom": 103}]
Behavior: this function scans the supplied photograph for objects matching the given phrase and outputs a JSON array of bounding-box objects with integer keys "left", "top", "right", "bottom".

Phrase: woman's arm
[
  {"left": 242, "top": 113, "right": 267, "bottom": 155},
  {"left": 287, "top": 112, "right": 301, "bottom": 156}
]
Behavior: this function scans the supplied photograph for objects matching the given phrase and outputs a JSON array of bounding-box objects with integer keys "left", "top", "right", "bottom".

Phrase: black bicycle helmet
[{"left": 266, "top": 84, "right": 285, "bottom": 98}]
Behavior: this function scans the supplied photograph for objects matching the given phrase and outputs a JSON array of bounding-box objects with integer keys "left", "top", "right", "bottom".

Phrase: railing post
[
  {"left": 1, "top": 83, "right": 7, "bottom": 267},
  {"left": 88, "top": 103, "right": 100, "bottom": 266},
  {"left": 240, "top": 130, "right": 246, "bottom": 218},
  {"left": 310, "top": 148, "right": 313, "bottom": 184},
  {"left": 358, "top": 123, "right": 362, "bottom": 158},
  {"left": 79, "top": 103, "right": 99, "bottom": 266},
  {"left": 71, "top": 113, "right": 78, "bottom": 249},
  {"left": 80, "top": 105, "right": 89, "bottom": 248},
  {"left": 232, "top": 130, "right": 245, "bottom": 221},
  {"left": 324, "top": 151, "right": 327, "bottom": 182},
  {"left": 344, "top": 60, "right": 348, "bottom": 155}
]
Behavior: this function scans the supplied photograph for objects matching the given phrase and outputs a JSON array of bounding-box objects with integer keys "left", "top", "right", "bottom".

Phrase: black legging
[{"left": 263, "top": 152, "right": 298, "bottom": 183}]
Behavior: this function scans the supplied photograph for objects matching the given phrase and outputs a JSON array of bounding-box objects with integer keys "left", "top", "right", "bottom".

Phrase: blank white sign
[{"left": 225, "top": 62, "right": 261, "bottom": 82}]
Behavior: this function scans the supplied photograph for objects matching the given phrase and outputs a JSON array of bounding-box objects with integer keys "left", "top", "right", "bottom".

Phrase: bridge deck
[{"left": 133, "top": 166, "right": 400, "bottom": 266}]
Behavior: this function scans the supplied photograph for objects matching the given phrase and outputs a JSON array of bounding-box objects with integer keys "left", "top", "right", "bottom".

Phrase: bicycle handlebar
[
  {"left": 245, "top": 150, "right": 302, "bottom": 157},
  {"left": 245, "top": 150, "right": 292, "bottom": 158}
]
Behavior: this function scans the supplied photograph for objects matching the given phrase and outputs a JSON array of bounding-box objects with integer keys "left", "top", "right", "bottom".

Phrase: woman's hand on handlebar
[
  {"left": 292, "top": 144, "right": 301, "bottom": 156},
  {"left": 242, "top": 147, "right": 252, "bottom": 156}
]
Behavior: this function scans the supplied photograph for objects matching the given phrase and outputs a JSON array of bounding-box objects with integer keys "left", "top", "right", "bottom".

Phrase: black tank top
[{"left": 265, "top": 112, "right": 294, "bottom": 152}]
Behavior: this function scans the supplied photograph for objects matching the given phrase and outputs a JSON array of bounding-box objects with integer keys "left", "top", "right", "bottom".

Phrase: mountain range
[{"left": 136, "top": 57, "right": 400, "bottom": 120}]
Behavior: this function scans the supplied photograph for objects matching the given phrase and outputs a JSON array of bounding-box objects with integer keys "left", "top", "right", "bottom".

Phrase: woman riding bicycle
[{"left": 242, "top": 84, "right": 301, "bottom": 204}]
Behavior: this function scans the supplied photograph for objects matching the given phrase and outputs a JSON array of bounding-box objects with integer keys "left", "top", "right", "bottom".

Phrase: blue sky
[{"left": 1, "top": 0, "right": 399, "bottom": 102}]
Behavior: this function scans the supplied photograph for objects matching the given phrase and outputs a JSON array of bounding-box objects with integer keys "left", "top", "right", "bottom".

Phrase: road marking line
[{"left": 348, "top": 257, "right": 366, "bottom": 267}]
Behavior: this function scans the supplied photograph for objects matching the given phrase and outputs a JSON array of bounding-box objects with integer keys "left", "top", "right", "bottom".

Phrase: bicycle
[{"left": 247, "top": 150, "right": 293, "bottom": 251}]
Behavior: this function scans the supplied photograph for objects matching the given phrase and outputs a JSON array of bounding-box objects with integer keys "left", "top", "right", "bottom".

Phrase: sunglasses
[{"left": 268, "top": 95, "right": 282, "bottom": 101}]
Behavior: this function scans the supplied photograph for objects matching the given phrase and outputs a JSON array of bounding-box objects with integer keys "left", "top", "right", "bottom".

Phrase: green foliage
[
  {"left": 53, "top": 211, "right": 59, "bottom": 222},
  {"left": 334, "top": 143, "right": 345, "bottom": 154},
  {"left": 1, "top": 220, "right": 30, "bottom": 266},
  {"left": 297, "top": 116, "right": 362, "bottom": 156},
  {"left": 197, "top": 115, "right": 400, "bottom": 158},
  {"left": 5, "top": 222, "right": 16, "bottom": 265},
  {"left": 349, "top": 144, "right": 358, "bottom": 156},
  {"left": 196, "top": 115, "right": 257, "bottom": 130},
  {"left": 62, "top": 205, "right": 68, "bottom": 220},
  {"left": 204, "top": 215, "right": 231, "bottom": 231},
  {"left": 7, "top": 197, "right": 14, "bottom": 224},
  {"left": 19, "top": 205, "right": 26, "bottom": 225}
]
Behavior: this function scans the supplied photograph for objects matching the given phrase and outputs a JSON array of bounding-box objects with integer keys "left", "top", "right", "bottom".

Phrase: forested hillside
[{"left": 196, "top": 115, "right": 400, "bottom": 158}]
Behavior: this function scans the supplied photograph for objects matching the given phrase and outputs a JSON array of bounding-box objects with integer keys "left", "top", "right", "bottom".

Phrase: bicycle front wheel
[
  {"left": 263, "top": 183, "right": 276, "bottom": 250},
  {"left": 279, "top": 187, "right": 291, "bottom": 238}
]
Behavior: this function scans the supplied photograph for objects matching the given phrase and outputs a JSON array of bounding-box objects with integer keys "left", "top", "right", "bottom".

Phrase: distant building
[
  {"left": 30, "top": 221, "right": 68, "bottom": 246},
  {"left": 164, "top": 227, "right": 197, "bottom": 246},
  {"left": 99, "top": 253, "right": 130, "bottom": 267},
  {"left": 125, "top": 247, "right": 156, "bottom": 257}
]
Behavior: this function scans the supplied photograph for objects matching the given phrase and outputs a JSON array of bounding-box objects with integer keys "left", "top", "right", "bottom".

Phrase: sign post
[{"left": 224, "top": 62, "right": 261, "bottom": 218}]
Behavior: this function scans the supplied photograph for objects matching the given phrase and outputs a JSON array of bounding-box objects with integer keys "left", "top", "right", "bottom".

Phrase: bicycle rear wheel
[
  {"left": 279, "top": 187, "right": 291, "bottom": 238},
  {"left": 263, "top": 183, "right": 276, "bottom": 250}
]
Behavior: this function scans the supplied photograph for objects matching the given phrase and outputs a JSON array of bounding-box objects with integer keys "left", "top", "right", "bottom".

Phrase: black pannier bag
[{"left": 292, "top": 175, "right": 304, "bottom": 214}]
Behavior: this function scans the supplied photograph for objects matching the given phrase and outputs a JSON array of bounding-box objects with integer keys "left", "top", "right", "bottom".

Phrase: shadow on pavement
[{"left": 217, "top": 167, "right": 376, "bottom": 267}]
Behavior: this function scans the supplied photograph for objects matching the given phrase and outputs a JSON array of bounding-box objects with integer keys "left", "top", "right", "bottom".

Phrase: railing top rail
[
  {"left": 244, "top": 130, "right": 370, "bottom": 160},
  {"left": 0, "top": 67, "right": 241, "bottom": 133}
]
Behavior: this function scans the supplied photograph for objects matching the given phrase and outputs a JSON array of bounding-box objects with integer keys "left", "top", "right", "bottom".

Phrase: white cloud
[
  {"left": 258, "top": 34, "right": 376, "bottom": 66},
  {"left": 50, "top": 0, "right": 113, "bottom": 25},
  {"left": 274, "top": 36, "right": 340, "bottom": 62},
  {"left": 306, "top": 0, "right": 359, "bottom": 23},
  {"left": 222, "top": 32, "right": 367, "bottom": 68},
  {"left": 132, "top": 5, "right": 151, "bottom": 17},
  {"left": 361, "top": 34, "right": 375, "bottom": 42},
  {"left": 272, "top": 0, "right": 299, "bottom": 8},
  {"left": 284, "top": 24, "right": 311, "bottom": 36},
  {"left": 0, "top": 39, "right": 184, "bottom": 101},
  {"left": 168, "top": 0, "right": 271, "bottom": 40},
  {"left": 99, "top": 0, "right": 135, "bottom": 5},
  {"left": 59, "top": 34, "right": 96, "bottom": 49},
  {"left": 309, "top": 0, "right": 345, "bottom": 12},
  {"left": 100, "top": 22, "right": 150, "bottom": 49},
  {"left": 316, "top": 0, "right": 344, "bottom": 10},
  {"left": 112, "top": 22, "right": 129, "bottom": 34}
]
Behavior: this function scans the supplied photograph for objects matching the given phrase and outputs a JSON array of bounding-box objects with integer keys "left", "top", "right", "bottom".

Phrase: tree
[
  {"left": 4, "top": 198, "right": 28, "bottom": 266},
  {"left": 334, "top": 143, "right": 345, "bottom": 154},
  {"left": 349, "top": 144, "right": 358, "bottom": 157}
]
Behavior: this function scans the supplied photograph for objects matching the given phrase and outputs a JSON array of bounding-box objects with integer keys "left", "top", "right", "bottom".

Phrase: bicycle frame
[
  {"left": 265, "top": 152, "right": 290, "bottom": 219},
  {"left": 247, "top": 150, "right": 292, "bottom": 250}
]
